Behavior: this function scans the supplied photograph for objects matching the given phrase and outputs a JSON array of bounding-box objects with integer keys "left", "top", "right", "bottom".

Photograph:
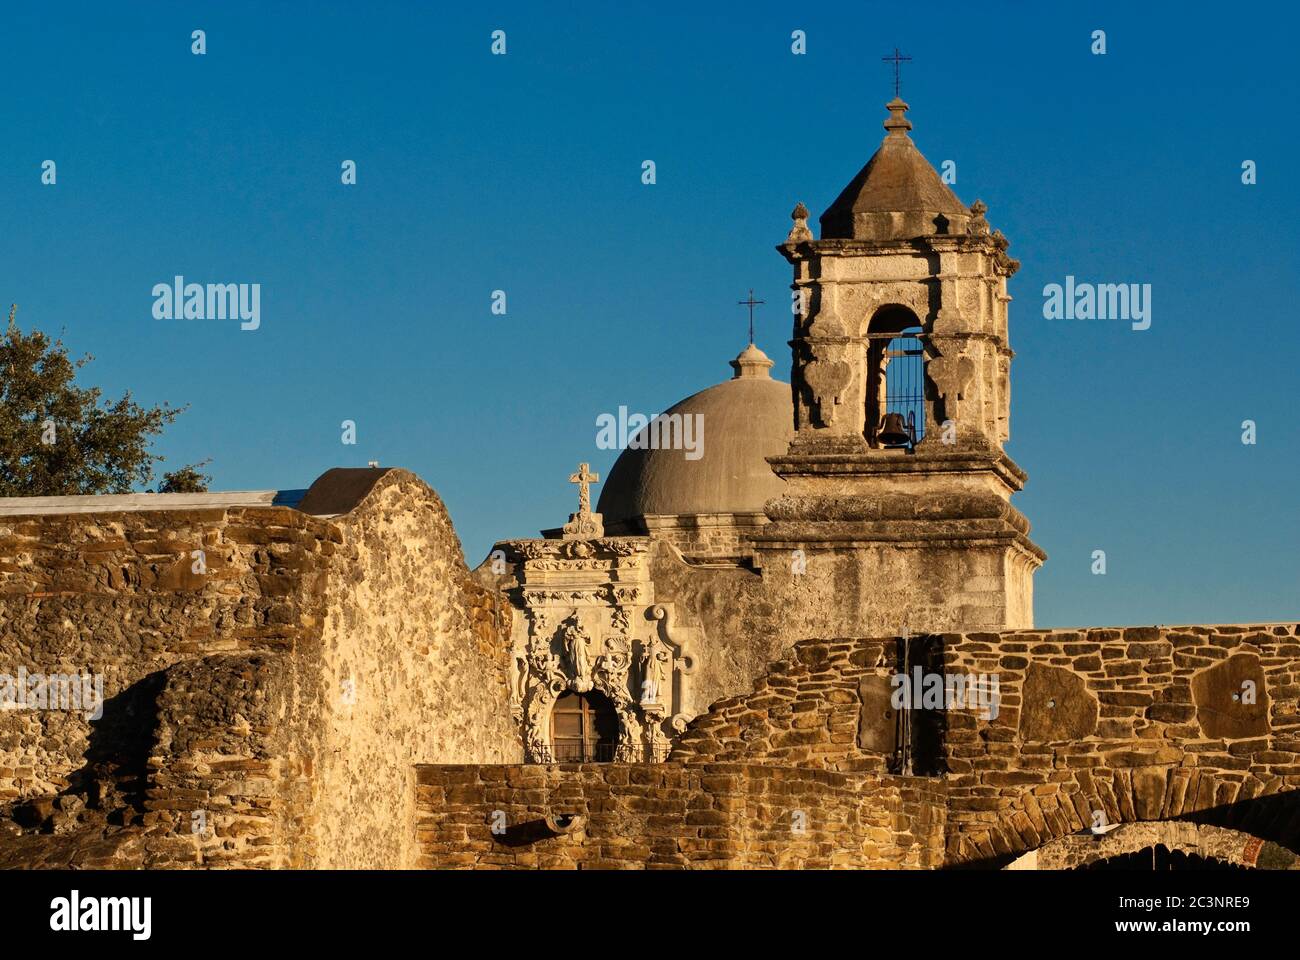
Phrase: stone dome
[{"left": 597, "top": 343, "right": 794, "bottom": 523}]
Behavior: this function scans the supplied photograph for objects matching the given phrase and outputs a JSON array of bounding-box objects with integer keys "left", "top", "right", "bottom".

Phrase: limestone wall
[
  {"left": 605, "top": 513, "right": 767, "bottom": 563},
  {"left": 667, "top": 622, "right": 1300, "bottom": 867},
  {"left": 0, "top": 468, "right": 518, "bottom": 868},
  {"left": 645, "top": 537, "right": 1035, "bottom": 724},
  {"left": 0, "top": 504, "right": 330, "bottom": 809},
  {"left": 669, "top": 638, "right": 897, "bottom": 772},
  {"left": 413, "top": 762, "right": 945, "bottom": 869},
  {"left": 301, "top": 471, "right": 519, "bottom": 869},
  {"left": 942, "top": 623, "right": 1300, "bottom": 865},
  {"left": 479, "top": 519, "right": 1037, "bottom": 760}
]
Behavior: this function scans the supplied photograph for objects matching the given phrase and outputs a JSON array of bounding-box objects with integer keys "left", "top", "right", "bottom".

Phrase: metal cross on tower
[
  {"left": 882, "top": 47, "right": 911, "bottom": 97},
  {"left": 737, "top": 289, "right": 765, "bottom": 345}
]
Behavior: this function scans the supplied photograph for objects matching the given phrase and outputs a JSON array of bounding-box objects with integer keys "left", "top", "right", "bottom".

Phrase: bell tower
[{"left": 753, "top": 98, "right": 1044, "bottom": 633}]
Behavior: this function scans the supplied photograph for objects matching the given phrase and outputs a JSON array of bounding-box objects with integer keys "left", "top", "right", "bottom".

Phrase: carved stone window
[{"left": 550, "top": 690, "right": 619, "bottom": 762}]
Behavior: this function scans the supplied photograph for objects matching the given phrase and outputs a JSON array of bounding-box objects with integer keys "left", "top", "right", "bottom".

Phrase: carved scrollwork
[
  {"left": 509, "top": 530, "right": 698, "bottom": 763},
  {"left": 803, "top": 347, "right": 853, "bottom": 427},
  {"left": 505, "top": 537, "right": 649, "bottom": 563},
  {"left": 928, "top": 352, "right": 976, "bottom": 425},
  {"left": 593, "top": 634, "right": 642, "bottom": 762},
  {"left": 649, "top": 605, "right": 697, "bottom": 733}
]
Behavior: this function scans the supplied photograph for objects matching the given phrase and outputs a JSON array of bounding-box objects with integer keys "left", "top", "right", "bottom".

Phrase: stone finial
[
  {"left": 989, "top": 228, "right": 1020, "bottom": 274},
  {"left": 786, "top": 201, "right": 813, "bottom": 243},
  {"left": 883, "top": 97, "right": 912, "bottom": 138},
  {"left": 968, "top": 199, "right": 989, "bottom": 236},
  {"left": 562, "top": 462, "right": 604, "bottom": 539}
]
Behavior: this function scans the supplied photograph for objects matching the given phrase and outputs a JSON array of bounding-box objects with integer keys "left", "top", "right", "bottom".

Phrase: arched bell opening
[{"left": 865, "top": 305, "right": 926, "bottom": 449}]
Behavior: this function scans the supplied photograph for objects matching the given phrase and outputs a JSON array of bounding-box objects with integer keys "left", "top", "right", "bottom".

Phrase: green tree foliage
[
  {"left": 156, "top": 461, "right": 212, "bottom": 493},
  {"left": 0, "top": 305, "right": 207, "bottom": 496}
]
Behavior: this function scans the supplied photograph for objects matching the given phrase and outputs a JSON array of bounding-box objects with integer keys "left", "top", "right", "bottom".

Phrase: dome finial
[{"left": 730, "top": 342, "right": 774, "bottom": 380}]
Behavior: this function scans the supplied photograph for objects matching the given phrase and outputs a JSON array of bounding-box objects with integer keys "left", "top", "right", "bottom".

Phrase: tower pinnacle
[{"left": 883, "top": 97, "right": 912, "bottom": 138}]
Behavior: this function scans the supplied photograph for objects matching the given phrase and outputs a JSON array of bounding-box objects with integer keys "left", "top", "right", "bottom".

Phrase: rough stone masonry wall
[
  {"left": 645, "top": 542, "right": 802, "bottom": 717},
  {"left": 0, "top": 468, "right": 518, "bottom": 869},
  {"left": 669, "top": 637, "right": 897, "bottom": 772},
  {"left": 142, "top": 652, "right": 294, "bottom": 868},
  {"left": 413, "top": 762, "right": 945, "bottom": 869},
  {"left": 632, "top": 514, "right": 765, "bottom": 562},
  {"left": 942, "top": 623, "right": 1300, "bottom": 866},
  {"left": 646, "top": 538, "right": 1032, "bottom": 724},
  {"left": 669, "top": 623, "right": 1300, "bottom": 868},
  {"left": 0, "top": 503, "right": 332, "bottom": 814}
]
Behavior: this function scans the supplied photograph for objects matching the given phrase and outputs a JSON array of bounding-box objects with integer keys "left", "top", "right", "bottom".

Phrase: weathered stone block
[{"left": 1018, "top": 663, "right": 1098, "bottom": 742}]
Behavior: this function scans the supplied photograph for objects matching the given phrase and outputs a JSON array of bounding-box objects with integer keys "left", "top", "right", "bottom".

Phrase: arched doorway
[{"left": 550, "top": 690, "right": 619, "bottom": 762}]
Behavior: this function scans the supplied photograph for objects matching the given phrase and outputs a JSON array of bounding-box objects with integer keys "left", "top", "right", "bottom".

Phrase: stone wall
[
  {"left": 642, "top": 543, "right": 791, "bottom": 719},
  {"left": 480, "top": 510, "right": 1038, "bottom": 765},
  {"left": 298, "top": 472, "right": 519, "bottom": 869},
  {"left": 0, "top": 502, "right": 331, "bottom": 810},
  {"left": 413, "top": 761, "right": 945, "bottom": 869},
  {"left": 751, "top": 534, "right": 1038, "bottom": 638},
  {"left": 0, "top": 468, "right": 518, "bottom": 868},
  {"left": 143, "top": 653, "right": 293, "bottom": 868},
  {"left": 605, "top": 513, "right": 767, "bottom": 563},
  {"left": 942, "top": 623, "right": 1300, "bottom": 865},
  {"left": 669, "top": 637, "right": 896, "bottom": 772},
  {"left": 1006, "top": 821, "right": 1300, "bottom": 870},
  {"left": 643, "top": 536, "right": 1034, "bottom": 725},
  {"left": 667, "top": 622, "right": 1300, "bottom": 867}
]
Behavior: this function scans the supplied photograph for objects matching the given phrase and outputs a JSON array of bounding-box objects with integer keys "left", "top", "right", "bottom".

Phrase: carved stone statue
[
  {"left": 560, "top": 615, "right": 593, "bottom": 692},
  {"left": 639, "top": 634, "right": 670, "bottom": 705}
]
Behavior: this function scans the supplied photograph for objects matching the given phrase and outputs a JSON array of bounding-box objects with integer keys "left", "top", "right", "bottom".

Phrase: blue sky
[{"left": 3, "top": 1, "right": 1297, "bottom": 628}]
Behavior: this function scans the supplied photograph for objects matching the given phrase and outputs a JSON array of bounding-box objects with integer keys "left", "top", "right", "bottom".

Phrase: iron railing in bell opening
[
  {"left": 541, "top": 742, "right": 675, "bottom": 763},
  {"left": 883, "top": 332, "right": 926, "bottom": 446}
]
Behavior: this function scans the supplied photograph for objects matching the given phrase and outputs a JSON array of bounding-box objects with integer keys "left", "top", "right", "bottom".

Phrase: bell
[{"left": 877, "top": 412, "right": 911, "bottom": 446}]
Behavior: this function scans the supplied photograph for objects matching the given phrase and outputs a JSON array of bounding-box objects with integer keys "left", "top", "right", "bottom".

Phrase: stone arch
[
  {"left": 949, "top": 769, "right": 1300, "bottom": 867},
  {"left": 854, "top": 286, "right": 935, "bottom": 338},
  {"left": 1003, "top": 822, "right": 1298, "bottom": 870},
  {"left": 866, "top": 302, "right": 923, "bottom": 337}
]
